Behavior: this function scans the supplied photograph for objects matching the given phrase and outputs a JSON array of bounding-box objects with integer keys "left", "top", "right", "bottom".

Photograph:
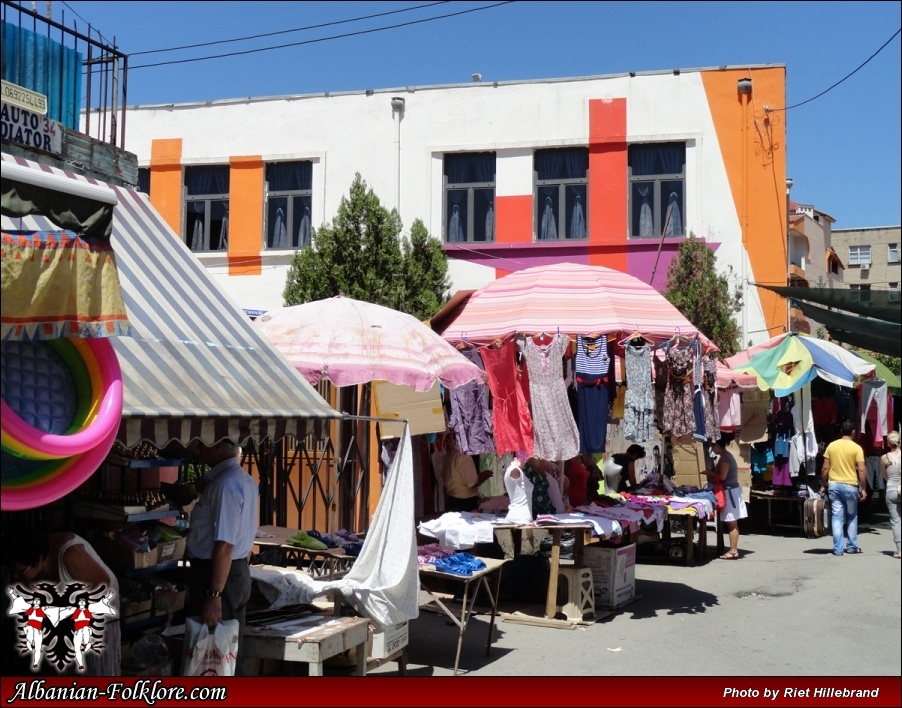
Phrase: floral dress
[
  {"left": 663, "top": 346, "right": 696, "bottom": 438},
  {"left": 623, "top": 342, "right": 655, "bottom": 443},
  {"left": 519, "top": 334, "right": 580, "bottom": 461}
]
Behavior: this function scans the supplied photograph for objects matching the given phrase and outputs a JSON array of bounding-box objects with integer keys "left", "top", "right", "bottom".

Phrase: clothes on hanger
[
  {"left": 575, "top": 334, "right": 613, "bottom": 454},
  {"left": 479, "top": 339, "right": 535, "bottom": 458},
  {"left": 447, "top": 347, "right": 495, "bottom": 455},
  {"left": 663, "top": 344, "right": 696, "bottom": 438},
  {"left": 518, "top": 333, "right": 580, "bottom": 462},
  {"left": 623, "top": 339, "right": 655, "bottom": 443}
]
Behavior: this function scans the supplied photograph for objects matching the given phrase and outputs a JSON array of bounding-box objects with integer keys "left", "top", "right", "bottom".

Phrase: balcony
[{"left": 1, "top": 0, "right": 136, "bottom": 186}]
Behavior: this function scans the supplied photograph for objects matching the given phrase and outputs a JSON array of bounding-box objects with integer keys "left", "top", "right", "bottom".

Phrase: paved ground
[{"left": 369, "top": 503, "right": 901, "bottom": 677}]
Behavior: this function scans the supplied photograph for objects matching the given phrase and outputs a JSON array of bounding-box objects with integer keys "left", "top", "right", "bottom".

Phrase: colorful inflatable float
[{"left": 1, "top": 337, "right": 123, "bottom": 511}]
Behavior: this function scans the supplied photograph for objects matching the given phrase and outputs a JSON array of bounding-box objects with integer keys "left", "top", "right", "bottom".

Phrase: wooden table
[
  {"left": 750, "top": 490, "right": 806, "bottom": 534},
  {"left": 492, "top": 523, "right": 595, "bottom": 620},
  {"left": 255, "top": 525, "right": 356, "bottom": 580},
  {"left": 243, "top": 612, "right": 370, "bottom": 676},
  {"left": 418, "top": 556, "right": 507, "bottom": 676}
]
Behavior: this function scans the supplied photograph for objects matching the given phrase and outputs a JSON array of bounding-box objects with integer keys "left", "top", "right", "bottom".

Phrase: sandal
[{"left": 719, "top": 551, "right": 740, "bottom": 560}]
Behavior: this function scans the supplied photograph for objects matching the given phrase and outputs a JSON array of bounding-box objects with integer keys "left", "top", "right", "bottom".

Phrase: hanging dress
[
  {"left": 519, "top": 334, "right": 580, "bottom": 461},
  {"left": 663, "top": 345, "right": 696, "bottom": 438},
  {"left": 653, "top": 353, "right": 668, "bottom": 431},
  {"left": 623, "top": 341, "right": 655, "bottom": 443},
  {"left": 569, "top": 196, "right": 586, "bottom": 239},
  {"left": 575, "top": 334, "right": 611, "bottom": 454},
  {"left": 448, "top": 347, "right": 495, "bottom": 455},
  {"left": 539, "top": 197, "right": 557, "bottom": 240},
  {"left": 479, "top": 339, "right": 534, "bottom": 458},
  {"left": 702, "top": 355, "right": 720, "bottom": 442},
  {"left": 448, "top": 205, "right": 464, "bottom": 243}
]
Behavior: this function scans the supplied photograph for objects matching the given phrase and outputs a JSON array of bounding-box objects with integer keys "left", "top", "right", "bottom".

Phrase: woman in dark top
[{"left": 602, "top": 444, "right": 646, "bottom": 494}]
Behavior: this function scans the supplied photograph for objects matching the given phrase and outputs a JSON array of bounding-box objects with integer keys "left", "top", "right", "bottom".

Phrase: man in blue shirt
[{"left": 183, "top": 439, "right": 258, "bottom": 676}]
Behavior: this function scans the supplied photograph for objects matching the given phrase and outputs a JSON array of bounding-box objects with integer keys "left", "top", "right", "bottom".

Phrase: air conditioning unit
[{"left": 860, "top": 263, "right": 870, "bottom": 273}]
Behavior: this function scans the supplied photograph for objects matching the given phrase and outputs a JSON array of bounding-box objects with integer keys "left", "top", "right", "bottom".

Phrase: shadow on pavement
[{"left": 616, "top": 578, "right": 719, "bottom": 620}]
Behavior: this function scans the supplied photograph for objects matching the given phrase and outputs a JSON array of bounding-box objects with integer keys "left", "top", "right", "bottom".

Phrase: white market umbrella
[{"left": 257, "top": 296, "right": 484, "bottom": 392}]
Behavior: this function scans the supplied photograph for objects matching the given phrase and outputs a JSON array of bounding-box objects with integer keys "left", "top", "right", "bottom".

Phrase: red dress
[{"left": 479, "top": 339, "right": 534, "bottom": 457}]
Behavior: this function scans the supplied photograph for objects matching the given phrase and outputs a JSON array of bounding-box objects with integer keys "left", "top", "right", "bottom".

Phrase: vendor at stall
[
  {"left": 602, "top": 445, "right": 646, "bottom": 494},
  {"left": 444, "top": 442, "right": 493, "bottom": 512}
]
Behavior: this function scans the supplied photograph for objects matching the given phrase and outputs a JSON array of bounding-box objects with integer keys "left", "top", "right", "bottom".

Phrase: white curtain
[
  {"left": 448, "top": 204, "right": 464, "bottom": 243},
  {"left": 250, "top": 427, "right": 420, "bottom": 629},
  {"left": 190, "top": 220, "right": 204, "bottom": 251},
  {"left": 273, "top": 208, "right": 288, "bottom": 249},
  {"left": 485, "top": 202, "right": 495, "bottom": 241},
  {"left": 664, "top": 191, "right": 682, "bottom": 237},
  {"left": 637, "top": 185, "right": 653, "bottom": 237},
  {"left": 569, "top": 196, "right": 586, "bottom": 239},
  {"left": 297, "top": 207, "right": 311, "bottom": 248},
  {"left": 540, "top": 196, "right": 557, "bottom": 240}
]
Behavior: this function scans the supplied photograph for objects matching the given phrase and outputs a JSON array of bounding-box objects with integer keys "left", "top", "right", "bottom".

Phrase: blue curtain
[
  {"left": 185, "top": 166, "right": 229, "bottom": 196},
  {"left": 444, "top": 153, "right": 495, "bottom": 183},
  {"left": 2, "top": 21, "right": 82, "bottom": 130},
  {"left": 536, "top": 148, "right": 586, "bottom": 180},
  {"left": 266, "top": 161, "right": 312, "bottom": 191}
]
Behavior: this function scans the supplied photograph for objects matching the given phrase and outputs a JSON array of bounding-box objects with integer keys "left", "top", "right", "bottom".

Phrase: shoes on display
[
  {"left": 286, "top": 531, "right": 328, "bottom": 551},
  {"left": 305, "top": 530, "right": 338, "bottom": 548},
  {"left": 336, "top": 529, "right": 361, "bottom": 543}
]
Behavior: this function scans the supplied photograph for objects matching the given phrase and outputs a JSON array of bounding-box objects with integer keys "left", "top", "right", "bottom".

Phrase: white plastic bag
[{"left": 181, "top": 617, "right": 239, "bottom": 677}]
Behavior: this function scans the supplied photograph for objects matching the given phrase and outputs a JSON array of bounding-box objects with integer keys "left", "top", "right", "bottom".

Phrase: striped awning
[{"left": 1, "top": 153, "right": 342, "bottom": 448}]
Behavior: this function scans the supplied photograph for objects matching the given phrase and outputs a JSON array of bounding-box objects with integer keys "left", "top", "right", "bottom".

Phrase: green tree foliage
[
  {"left": 283, "top": 174, "right": 449, "bottom": 318},
  {"left": 664, "top": 234, "right": 742, "bottom": 357}
]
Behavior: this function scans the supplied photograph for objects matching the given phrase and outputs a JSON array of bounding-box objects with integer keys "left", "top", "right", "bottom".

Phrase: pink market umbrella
[
  {"left": 440, "top": 262, "right": 716, "bottom": 350},
  {"left": 256, "top": 296, "right": 484, "bottom": 392}
]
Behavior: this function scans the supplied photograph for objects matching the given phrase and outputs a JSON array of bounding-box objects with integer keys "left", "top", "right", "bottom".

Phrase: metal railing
[{"left": 1, "top": 0, "right": 128, "bottom": 147}]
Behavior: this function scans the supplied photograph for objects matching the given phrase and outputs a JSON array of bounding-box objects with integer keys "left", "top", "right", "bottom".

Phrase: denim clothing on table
[
  {"left": 448, "top": 347, "right": 495, "bottom": 455},
  {"left": 827, "top": 482, "right": 862, "bottom": 554}
]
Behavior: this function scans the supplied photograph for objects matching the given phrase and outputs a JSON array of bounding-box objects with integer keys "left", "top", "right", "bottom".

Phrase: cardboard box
[
  {"left": 583, "top": 543, "right": 636, "bottom": 609},
  {"left": 156, "top": 536, "right": 187, "bottom": 564},
  {"left": 367, "top": 621, "right": 409, "bottom": 659},
  {"left": 94, "top": 535, "right": 159, "bottom": 570},
  {"left": 671, "top": 436, "right": 706, "bottom": 488},
  {"left": 153, "top": 587, "right": 186, "bottom": 616},
  {"left": 120, "top": 598, "right": 153, "bottom": 623}
]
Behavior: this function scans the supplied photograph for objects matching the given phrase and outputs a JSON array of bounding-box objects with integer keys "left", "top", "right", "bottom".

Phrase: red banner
[{"left": 1, "top": 676, "right": 900, "bottom": 707}]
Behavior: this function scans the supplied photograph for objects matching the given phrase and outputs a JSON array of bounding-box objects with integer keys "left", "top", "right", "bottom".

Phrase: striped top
[{"left": 575, "top": 334, "right": 610, "bottom": 376}]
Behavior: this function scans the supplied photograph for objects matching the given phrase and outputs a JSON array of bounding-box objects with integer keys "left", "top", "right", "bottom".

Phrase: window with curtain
[
  {"left": 265, "top": 161, "right": 313, "bottom": 249},
  {"left": 848, "top": 245, "right": 871, "bottom": 266},
  {"left": 534, "top": 148, "right": 588, "bottom": 241},
  {"left": 628, "top": 142, "right": 686, "bottom": 238},
  {"left": 137, "top": 168, "right": 151, "bottom": 197},
  {"left": 184, "top": 165, "right": 230, "bottom": 252},
  {"left": 443, "top": 152, "right": 496, "bottom": 243}
]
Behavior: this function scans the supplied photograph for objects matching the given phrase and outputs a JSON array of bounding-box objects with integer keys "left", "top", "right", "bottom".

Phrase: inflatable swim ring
[{"left": 1, "top": 337, "right": 122, "bottom": 460}]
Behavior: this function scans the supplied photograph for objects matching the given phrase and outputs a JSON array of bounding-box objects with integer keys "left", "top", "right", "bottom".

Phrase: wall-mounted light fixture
[
  {"left": 737, "top": 77, "right": 753, "bottom": 94},
  {"left": 472, "top": 73, "right": 482, "bottom": 82},
  {"left": 391, "top": 96, "right": 405, "bottom": 114}
]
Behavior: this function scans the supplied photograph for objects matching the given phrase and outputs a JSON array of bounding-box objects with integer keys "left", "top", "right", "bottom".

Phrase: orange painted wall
[
  {"left": 494, "top": 194, "right": 531, "bottom": 279},
  {"left": 588, "top": 99, "right": 627, "bottom": 271},
  {"left": 149, "top": 139, "right": 183, "bottom": 236},
  {"left": 701, "top": 68, "right": 788, "bottom": 338},
  {"left": 228, "top": 156, "right": 264, "bottom": 276}
]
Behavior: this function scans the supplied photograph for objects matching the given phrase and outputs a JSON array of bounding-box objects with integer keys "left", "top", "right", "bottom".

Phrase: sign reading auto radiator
[{"left": 1, "top": 101, "right": 62, "bottom": 155}]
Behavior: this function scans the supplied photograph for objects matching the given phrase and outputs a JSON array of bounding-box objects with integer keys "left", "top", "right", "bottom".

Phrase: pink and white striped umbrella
[
  {"left": 256, "top": 296, "right": 484, "bottom": 392},
  {"left": 440, "top": 262, "right": 716, "bottom": 350}
]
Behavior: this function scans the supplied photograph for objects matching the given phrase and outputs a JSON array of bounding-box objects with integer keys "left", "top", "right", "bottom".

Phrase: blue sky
[{"left": 59, "top": 1, "right": 901, "bottom": 228}]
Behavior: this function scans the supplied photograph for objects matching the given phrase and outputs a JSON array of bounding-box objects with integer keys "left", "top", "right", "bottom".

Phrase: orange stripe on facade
[
  {"left": 229, "top": 156, "right": 264, "bottom": 276},
  {"left": 701, "top": 68, "right": 788, "bottom": 338},
  {"left": 588, "top": 99, "right": 627, "bottom": 272},
  {"left": 149, "top": 139, "right": 183, "bottom": 236},
  {"left": 495, "top": 195, "right": 532, "bottom": 245}
]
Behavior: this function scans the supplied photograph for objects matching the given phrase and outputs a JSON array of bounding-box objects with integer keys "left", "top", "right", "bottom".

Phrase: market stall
[
  {"left": 1, "top": 152, "right": 416, "bottom": 677},
  {"left": 725, "top": 331, "right": 898, "bottom": 534},
  {"left": 405, "top": 262, "right": 771, "bottom": 628}
]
